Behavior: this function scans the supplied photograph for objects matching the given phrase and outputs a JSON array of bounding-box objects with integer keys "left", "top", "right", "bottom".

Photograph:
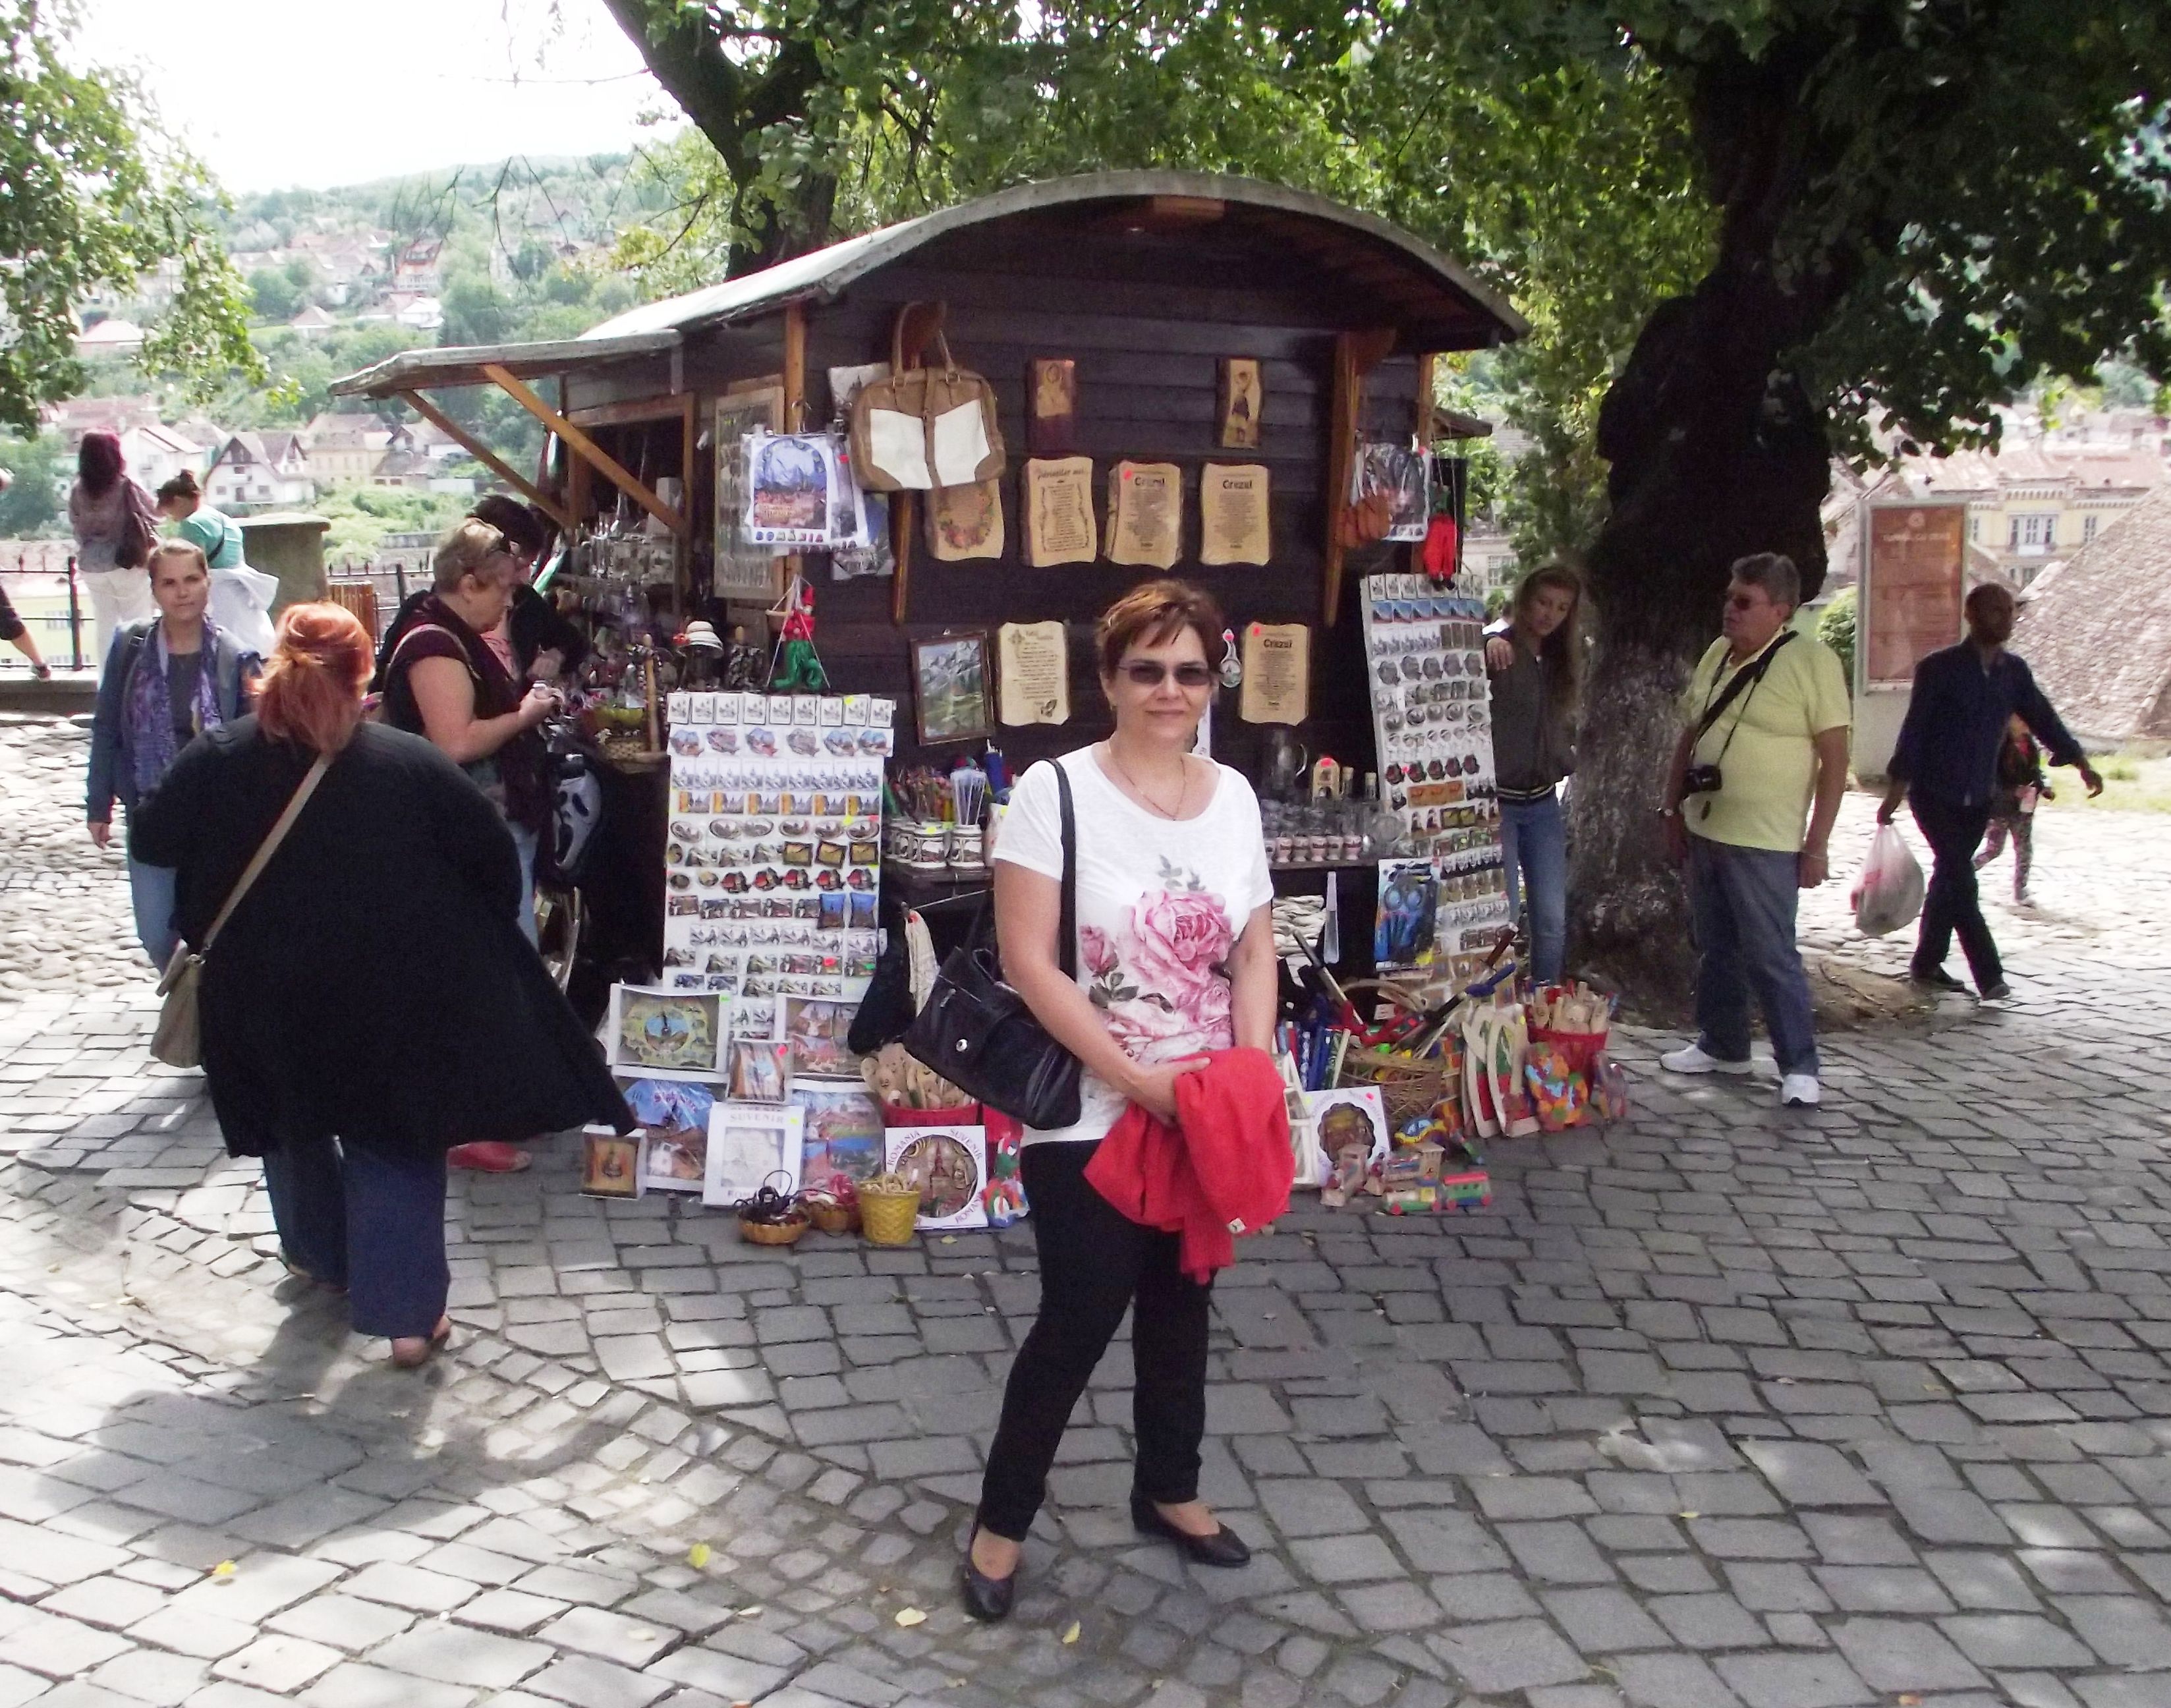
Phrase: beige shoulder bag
[{"left": 151, "top": 755, "right": 331, "bottom": 1069}]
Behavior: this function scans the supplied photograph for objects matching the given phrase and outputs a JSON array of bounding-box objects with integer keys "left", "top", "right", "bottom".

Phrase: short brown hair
[
  {"left": 145, "top": 540, "right": 208, "bottom": 581},
  {"left": 433, "top": 519, "right": 517, "bottom": 593},
  {"left": 1095, "top": 579, "right": 1226, "bottom": 681}
]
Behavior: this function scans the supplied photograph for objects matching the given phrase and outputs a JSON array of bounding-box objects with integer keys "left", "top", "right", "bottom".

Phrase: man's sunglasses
[
  {"left": 1725, "top": 592, "right": 1765, "bottom": 611},
  {"left": 1119, "top": 660, "right": 1216, "bottom": 689}
]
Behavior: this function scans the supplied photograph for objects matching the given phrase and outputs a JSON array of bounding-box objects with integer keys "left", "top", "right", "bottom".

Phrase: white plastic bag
[{"left": 1851, "top": 823, "right": 1925, "bottom": 937}]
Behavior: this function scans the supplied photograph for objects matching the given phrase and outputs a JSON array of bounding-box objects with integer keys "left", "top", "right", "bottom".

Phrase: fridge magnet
[
  {"left": 884, "top": 1124, "right": 990, "bottom": 1230},
  {"left": 703, "top": 1103, "right": 804, "bottom": 1207},
  {"left": 924, "top": 476, "right": 1005, "bottom": 561},
  {"left": 1218, "top": 357, "right": 1263, "bottom": 449},
  {"left": 607, "top": 985, "right": 727, "bottom": 1077},
  {"left": 783, "top": 997, "right": 857, "bottom": 1077},
  {"left": 580, "top": 1126, "right": 647, "bottom": 1199},
  {"left": 619, "top": 1077, "right": 717, "bottom": 1193},
  {"left": 1356, "top": 441, "right": 1431, "bottom": 542},
  {"left": 1028, "top": 358, "right": 1079, "bottom": 455},
  {"left": 790, "top": 1080, "right": 886, "bottom": 1191},
  {"left": 728, "top": 1038, "right": 791, "bottom": 1102},
  {"left": 913, "top": 633, "right": 994, "bottom": 746},
  {"left": 745, "top": 432, "right": 849, "bottom": 548}
]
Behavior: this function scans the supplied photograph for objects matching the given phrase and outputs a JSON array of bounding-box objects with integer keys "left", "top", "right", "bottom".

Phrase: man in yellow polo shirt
[{"left": 1659, "top": 554, "right": 1851, "bottom": 1108}]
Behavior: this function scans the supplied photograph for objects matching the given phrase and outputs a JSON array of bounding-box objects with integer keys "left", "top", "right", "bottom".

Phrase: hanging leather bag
[
  {"left": 150, "top": 755, "right": 331, "bottom": 1069},
  {"left": 849, "top": 310, "right": 1005, "bottom": 493},
  {"left": 901, "top": 765, "right": 1081, "bottom": 1129}
]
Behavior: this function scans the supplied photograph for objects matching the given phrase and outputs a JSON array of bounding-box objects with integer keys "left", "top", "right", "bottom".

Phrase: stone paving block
[
  {"left": 1710, "top": 1650, "right": 1874, "bottom": 1708},
  {"left": 1825, "top": 1618, "right": 1987, "bottom": 1692},
  {"left": 167, "top": 1555, "right": 345, "bottom": 1623},
  {"left": 1429, "top": 1618, "right": 1589, "bottom": 1694},
  {"left": 265, "top": 1596, "right": 417, "bottom": 1652},
  {"left": 123, "top": 1608, "right": 256, "bottom": 1662},
  {"left": 1256, "top": 1480, "right": 1367, "bottom": 1541},
  {"left": 1936, "top": 1614, "right": 2095, "bottom": 1670},
  {"left": 208, "top": 1636, "right": 345, "bottom": 1693},
  {"left": 0, "top": 1610, "right": 134, "bottom": 1677},
  {"left": 0, "top": 1516, "right": 130, "bottom": 1586},
  {"left": 38, "top": 1576, "right": 169, "bottom": 1631},
  {"left": 1612, "top": 1651, "right": 1746, "bottom": 1708},
  {"left": 342, "top": 1564, "right": 478, "bottom": 1614},
  {"left": 301, "top": 1664, "right": 480, "bottom": 1708},
  {"left": 1286, "top": 1535, "right": 1400, "bottom": 1585},
  {"left": 84, "top": 1646, "right": 206, "bottom": 1707},
  {"left": 368, "top": 1627, "right": 553, "bottom": 1690},
  {"left": 2052, "top": 1594, "right": 2171, "bottom": 1666},
  {"left": 1496, "top": 1522, "right": 1616, "bottom": 1585},
  {"left": 1540, "top": 1585, "right": 1672, "bottom": 1652},
  {"left": 534, "top": 1608, "right": 677, "bottom": 1670},
  {"left": 1739, "top": 1441, "right": 1884, "bottom": 1507}
]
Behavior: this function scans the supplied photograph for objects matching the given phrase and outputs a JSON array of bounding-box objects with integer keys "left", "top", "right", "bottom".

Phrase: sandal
[{"left": 390, "top": 1316, "right": 452, "bottom": 1369}]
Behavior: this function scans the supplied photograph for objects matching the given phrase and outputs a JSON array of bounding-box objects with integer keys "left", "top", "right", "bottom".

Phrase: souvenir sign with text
[
  {"left": 702, "top": 1103, "right": 804, "bottom": 1207},
  {"left": 664, "top": 693, "right": 889, "bottom": 1006},
  {"left": 1105, "top": 461, "right": 1181, "bottom": 569},
  {"left": 884, "top": 1124, "right": 990, "bottom": 1230},
  {"left": 1200, "top": 464, "right": 1270, "bottom": 566},
  {"left": 1023, "top": 457, "right": 1096, "bottom": 567}
]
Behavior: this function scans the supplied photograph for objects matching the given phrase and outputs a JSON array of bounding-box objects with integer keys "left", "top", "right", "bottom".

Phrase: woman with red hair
[
  {"left": 69, "top": 430, "right": 159, "bottom": 658},
  {"left": 132, "top": 604, "right": 629, "bottom": 1366}
]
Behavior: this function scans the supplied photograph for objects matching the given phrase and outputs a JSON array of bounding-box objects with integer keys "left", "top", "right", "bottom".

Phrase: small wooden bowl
[
  {"left": 737, "top": 1210, "right": 810, "bottom": 1246},
  {"left": 804, "top": 1199, "right": 859, "bottom": 1235}
]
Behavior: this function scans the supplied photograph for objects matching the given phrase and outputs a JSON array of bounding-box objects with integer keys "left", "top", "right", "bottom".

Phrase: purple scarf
[{"left": 128, "top": 622, "right": 225, "bottom": 797}]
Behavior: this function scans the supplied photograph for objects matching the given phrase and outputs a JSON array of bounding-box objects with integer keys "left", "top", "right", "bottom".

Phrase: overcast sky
[{"left": 75, "top": 0, "right": 675, "bottom": 194}]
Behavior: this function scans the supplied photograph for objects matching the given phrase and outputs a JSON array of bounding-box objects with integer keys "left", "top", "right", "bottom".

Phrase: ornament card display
[
  {"left": 1359, "top": 575, "right": 1511, "bottom": 972},
  {"left": 663, "top": 691, "right": 891, "bottom": 1004}
]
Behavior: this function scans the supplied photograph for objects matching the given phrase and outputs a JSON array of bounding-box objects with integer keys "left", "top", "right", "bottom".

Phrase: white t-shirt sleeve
[{"left": 991, "top": 758, "right": 1065, "bottom": 882}]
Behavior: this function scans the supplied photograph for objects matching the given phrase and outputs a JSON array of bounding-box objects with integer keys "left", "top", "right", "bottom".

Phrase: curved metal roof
[{"left": 581, "top": 169, "right": 1527, "bottom": 344}]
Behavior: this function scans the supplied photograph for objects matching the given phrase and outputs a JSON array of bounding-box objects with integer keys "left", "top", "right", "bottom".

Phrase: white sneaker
[
  {"left": 1661, "top": 1042, "right": 1755, "bottom": 1076},
  {"left": 1780, "top": 1074, "right": 1821, "bottom": 1108}
]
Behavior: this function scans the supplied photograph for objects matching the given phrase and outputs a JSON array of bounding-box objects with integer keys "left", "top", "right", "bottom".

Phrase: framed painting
[
  {"left": 912, "top": 632, "right": 993, "bottom": 747},
  {"left": 702, "top": 1102, "right": 804, "bottom": 1207},
  {"left": 607, "top": 985, "right": 727, "bottom": 1077},
  {"left": 714, "top": 380, "right": 786, "bottom": 595}
]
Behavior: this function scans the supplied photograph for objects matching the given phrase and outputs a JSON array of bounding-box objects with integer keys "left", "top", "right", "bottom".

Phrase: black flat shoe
[
  {"left": 1130, "top": 1492, "right": 1252, "bottom": 1568},
  {"left": 960, "top": 1531, "right": 1017, "bottom": 1622},
  {"left": 1910, "top": 965, "right": 1967, "bottom": 992}
]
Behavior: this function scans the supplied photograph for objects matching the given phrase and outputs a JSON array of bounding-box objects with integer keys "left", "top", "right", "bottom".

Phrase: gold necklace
[{"left": 1104, "top": 742, "right": 1189, "bottom": 819}]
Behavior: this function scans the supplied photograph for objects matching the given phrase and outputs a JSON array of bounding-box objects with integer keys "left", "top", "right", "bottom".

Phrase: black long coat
[{"left": 132, "top": 718, "right": 629, "bottom": 1158}]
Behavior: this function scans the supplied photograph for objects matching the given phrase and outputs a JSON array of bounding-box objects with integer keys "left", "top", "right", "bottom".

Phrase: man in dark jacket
[{"left": 1878, "top": 583, "right": 2101, "bottom": 999}]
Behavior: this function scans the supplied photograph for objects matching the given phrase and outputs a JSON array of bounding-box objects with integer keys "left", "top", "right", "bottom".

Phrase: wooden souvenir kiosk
[{"left": 331, "top": 170, "right": 1525, "bottom": 987}]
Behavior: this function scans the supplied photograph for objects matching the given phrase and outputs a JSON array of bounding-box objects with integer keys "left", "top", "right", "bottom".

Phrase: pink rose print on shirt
[
  {"left": 1081, "top": 926, "right": 1119, "bottom": 977},
  {"left": 1129, "top": 888, "right": 1235, "bottom": 1025}
]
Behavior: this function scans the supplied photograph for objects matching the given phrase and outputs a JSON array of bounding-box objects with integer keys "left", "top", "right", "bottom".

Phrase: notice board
[{"left": 1863, "top": 501, "right": 1965, "bottom": 685}]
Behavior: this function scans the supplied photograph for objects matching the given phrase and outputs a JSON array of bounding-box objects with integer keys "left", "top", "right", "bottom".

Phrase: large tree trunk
[{"left": 1567, "top": 271, "right": 1835, "bottom": 1009}]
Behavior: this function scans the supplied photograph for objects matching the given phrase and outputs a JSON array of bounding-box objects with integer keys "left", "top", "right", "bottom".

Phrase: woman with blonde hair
[
  {"left": 131, "top": 604, "right": 628, "bottom": 1366},
  {"left": 1482, "top": 563, "right": 1584, "bottom": 984}
]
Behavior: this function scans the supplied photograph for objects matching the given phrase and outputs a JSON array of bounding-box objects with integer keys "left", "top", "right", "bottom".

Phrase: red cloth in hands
[{"left": 1085, "top": 1046, "right": 1294, "bottom": 1282}]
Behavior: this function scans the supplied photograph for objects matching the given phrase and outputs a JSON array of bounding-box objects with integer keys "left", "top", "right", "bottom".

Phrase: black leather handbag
[{"left": 901, "top": 764, "right": 1083, "bottom": 1128}]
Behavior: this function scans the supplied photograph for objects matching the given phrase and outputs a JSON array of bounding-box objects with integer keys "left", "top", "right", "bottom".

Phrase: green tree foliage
[
  {"left": 1817, "top": 585, "right": 1857, "bottom": 689},
  {"left": 0, "top": 434, "right": 70, "bottom": 536},
  {"left": 250, "top": 268, "right": 305, "bottom": 323},
  {"left": 0, "top": 1, "right": 259, "bottom": 430}
]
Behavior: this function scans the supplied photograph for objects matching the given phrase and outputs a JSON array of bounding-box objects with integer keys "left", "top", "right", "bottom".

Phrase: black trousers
[
  {"left": 1911, "top": 795, "right": 2000, "bottom": 988},
  {"left": 976, "top": 1139, "right": 1213, "bottom": 1542}
]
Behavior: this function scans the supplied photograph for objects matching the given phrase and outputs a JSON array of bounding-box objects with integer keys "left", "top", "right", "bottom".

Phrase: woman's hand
[
  {"left": 87, "top": 818, "right": 111, "bottom": 849},
  {"left": 518, "top": 682, "right": 561, "bottom": 728},
  {"left": 1121, "top": 1057, "right": 1207, "bottom": 1125},
  {"left": 1484, "top": 634, "right": 1515, "bottom": 672}
]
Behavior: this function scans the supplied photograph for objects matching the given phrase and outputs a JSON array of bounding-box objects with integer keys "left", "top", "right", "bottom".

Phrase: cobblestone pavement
[{"left": 6, "top": 710, "right": 2171, "bottom": 1708}]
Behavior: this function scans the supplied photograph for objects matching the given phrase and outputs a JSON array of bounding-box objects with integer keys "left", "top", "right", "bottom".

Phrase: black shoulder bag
[{"left": 901, "top": 764, "right": 1083, "bottom": 1129}]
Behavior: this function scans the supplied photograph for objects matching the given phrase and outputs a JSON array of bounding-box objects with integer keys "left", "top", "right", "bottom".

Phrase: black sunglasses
[{"left": 1119, "top": 660, "right": 1215, "bottom": 689}]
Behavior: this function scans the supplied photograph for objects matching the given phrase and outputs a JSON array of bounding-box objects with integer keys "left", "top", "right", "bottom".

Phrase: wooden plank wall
[{"left": 564, "top": 220, "right": 1436, "bottom": 795}]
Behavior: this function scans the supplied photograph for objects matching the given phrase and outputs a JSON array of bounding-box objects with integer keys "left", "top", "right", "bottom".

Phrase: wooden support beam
[
  {"left": 1321, "top": 327, "right": 1398, "bottom": 627},
  {"left": 399, "top": 391, "right": 572, "bottom": 532},
  {"left": 781, "top": 302, "right": 809, "bottom": 594},
  {"left": 480, "top": 362, "right": 687, "bottom": 538}
]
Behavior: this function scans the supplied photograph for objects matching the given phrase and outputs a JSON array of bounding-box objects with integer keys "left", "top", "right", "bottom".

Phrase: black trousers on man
[
  {"left": 1910, "top": 795, "right": 2000, "bottom": 989},
  {"left": 976, "top": 1139, "right": 1212, "bottom": 1542}
]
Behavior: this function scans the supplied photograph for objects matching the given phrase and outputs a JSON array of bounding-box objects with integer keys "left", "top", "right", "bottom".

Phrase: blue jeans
[
  {"left": 1687, "top": 834, "right": 1819, "bottom": 1077},
  {"left": 260, "top": 1135, "right": 449, "bottom": 1339},
  {"left": 1500, "top": 791, "right": 1567, "bottom": 985},
  {"left": 510, "top": 823, "right": 539, "bottom": 948},
  {"left": 127, "top": 857, "right": 179, "bottom": 969}
]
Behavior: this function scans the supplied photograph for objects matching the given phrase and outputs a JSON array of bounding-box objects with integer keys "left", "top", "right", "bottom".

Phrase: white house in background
[
  {"left": 118, "top": 423, "right": 211, "bottom": 495},
  {"left": 289, "top": 304, "right": 337, "bottom": 337},
  {"left": 206, "top": 432, "right": 314, "bottom": 510},
  {"left": 394, "top": 295, "right": 444, "bottom": 333},
  {"left": 76, "top": 318, "right": 146, "bottom": 353}
]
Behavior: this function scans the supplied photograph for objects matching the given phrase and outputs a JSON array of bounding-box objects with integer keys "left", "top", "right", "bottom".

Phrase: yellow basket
[{"left": 858, "top": 1185, "right": 922, "bottom": 1247}]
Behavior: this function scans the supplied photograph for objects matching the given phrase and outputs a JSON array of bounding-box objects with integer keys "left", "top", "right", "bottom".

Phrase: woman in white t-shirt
[{"left": 962, "top": 581, "right": 1278, "bottom": 1622}]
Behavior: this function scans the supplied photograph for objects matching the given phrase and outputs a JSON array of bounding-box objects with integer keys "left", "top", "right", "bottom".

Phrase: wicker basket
[
  {"left": 858, "top": 1183, "right": 922, "bottom": 1247},
  {"left": 1334, "top": 978, "right": 1454, "bottom": 1128},
  {"left": 737, "top": 1210, "right": 810, "bottom": 1247},
  {"left": 803, "top": 1198, "right": 859, "bottom": 1235}
]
